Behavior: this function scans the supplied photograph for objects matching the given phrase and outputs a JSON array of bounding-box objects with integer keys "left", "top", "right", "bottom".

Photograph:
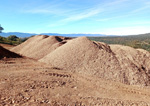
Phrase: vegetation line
[
  {"left": 0, "top": 35, "right": 28, "bottom": 45},
  {"left": 88, "top": 33, "right": 150, "bottom": 52}
]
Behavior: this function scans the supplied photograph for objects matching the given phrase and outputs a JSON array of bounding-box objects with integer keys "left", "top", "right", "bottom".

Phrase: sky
[{"left": 0, "top": 0, "right": 150, "bottom": 35}]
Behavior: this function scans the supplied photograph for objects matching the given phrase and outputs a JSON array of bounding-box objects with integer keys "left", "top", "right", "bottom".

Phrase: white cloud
[
  {"left": 47, "top": 0, "right": 131, "bottom": 27},
  {"left": 95, "top": 15, "right": 125, "bottom": 22},
  {"left": 24, "top": 0, "right": 129, "bottom": 21},
  {"left": 62, "top": 8, "right": 103, "bottom": 22},
  {"left": 22, "top": 0, "right": 73, "bottom": 15},
  {"left": 131, "top": 6, "right": 150, "bottom": 13},
  {"left": 22, "top": 0, "right": 150, "bottom": 36},
  {"left": 106, "top": 0, "right": 129, "bottom": 6},
  {"left": 130, "top": 0, "right": 150, "bottom": 13}
]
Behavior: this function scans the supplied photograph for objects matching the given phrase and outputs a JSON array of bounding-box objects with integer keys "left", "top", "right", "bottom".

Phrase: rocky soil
[{"left": 0, "top": 58, "right": 150, "bottom": 106}]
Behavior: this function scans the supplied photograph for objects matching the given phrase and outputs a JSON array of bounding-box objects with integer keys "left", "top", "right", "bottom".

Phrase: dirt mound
[
  {"left": 40, "top": 37, "right": 122, "bottom": 82},
  {"left": 11, "top": 35, "right": 150, "bottom": 86},
  {"left": 40, "top": 37, "right": 150, "bottom": 86},
  {"left": 110, "top": 45, "right": 150, "bottom": 86},
  {"left": 0, "top": 46, "right": 21, "bottom": 59},
  {"left": 11, "top": 35, "right": 72, "bottom": 60}
]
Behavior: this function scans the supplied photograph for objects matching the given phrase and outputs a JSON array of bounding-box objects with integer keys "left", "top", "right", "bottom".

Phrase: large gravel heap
[{"left": 11, "top": 35, "right": 150, "bottom": 86}]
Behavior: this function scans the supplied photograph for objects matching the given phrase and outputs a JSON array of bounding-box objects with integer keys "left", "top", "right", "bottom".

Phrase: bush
[
  {"left": 7, "top": 35, "right": 19, "bottom": 41},
  {"left": 0, "top": 35, "right": 28, "bottom": 45}
]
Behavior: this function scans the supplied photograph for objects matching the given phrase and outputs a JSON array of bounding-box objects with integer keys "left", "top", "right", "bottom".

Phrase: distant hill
[
  {"left": 0, "top": 32, "right": 114, "bottom": 37},
  {"left": 88, "top": 33, "right": 150, "bottom": 51},
  {"left": 40, "top": 33, "right": 114, "bottom": 37},
  {"left": 0, "top": 32, "right": 37, "bottom": 37},
  {"left": 88, "top": 33, "right": 150, "bottom": 43},
  {"left": 1, "top": 32, "right": 150, "bottom": 38}
]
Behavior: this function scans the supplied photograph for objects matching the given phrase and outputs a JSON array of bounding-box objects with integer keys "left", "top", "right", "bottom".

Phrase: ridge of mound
[
  {"left": 11, "top": 35, "right": 72, "bottom": 60},
  {"left": 0, "top": 46, "right": 22, "bottom": 59},
  {"left": 40, "top": 37, "right": 150, "bottom": 86}
]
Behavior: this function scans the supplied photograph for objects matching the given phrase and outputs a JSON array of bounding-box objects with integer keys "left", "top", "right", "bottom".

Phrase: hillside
[
  {"left": 88, "top": 33, "right": 150, "bottom": 51},
  {"left": 0, "top": 32, "right": 109, "bottom": 37}
]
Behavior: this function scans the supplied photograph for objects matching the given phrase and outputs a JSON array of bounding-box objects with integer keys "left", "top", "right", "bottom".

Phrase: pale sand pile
[
  {"left": 39, "top": 36, "right": 150, "bottom": 86},
  {"left": 11, "top": 35, "right": 71, "bottom": 60},
  {"left": 40, "top": 37, "right": 121, "bottom": 77},
  {"left": 0, "top": 46, "right": 22, "bottom": 59},
  {"left": 12, "top": 35, "right": 150, "bottom": 86}
]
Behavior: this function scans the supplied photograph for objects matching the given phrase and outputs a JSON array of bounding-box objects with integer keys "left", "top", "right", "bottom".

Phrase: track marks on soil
[
  {"left": 40, "top": 71, "right": 71, "bottom": 78},
  {"left": 117, "top": 85, "right": 150, "bottom": 97}
]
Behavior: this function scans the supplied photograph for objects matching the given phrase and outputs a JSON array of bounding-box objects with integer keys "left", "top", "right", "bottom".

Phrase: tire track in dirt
[
  {"left": 116, "top": 85, "right": 150, "bottom": 97},
  {"left": 40, "top": 71, "right": 72, "bottom": 78}
]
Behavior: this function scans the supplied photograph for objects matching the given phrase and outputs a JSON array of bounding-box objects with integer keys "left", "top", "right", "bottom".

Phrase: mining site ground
[
  {"left": 1, "top": 37, "right": 150, "bottom": 106},
  {"left": 0, "top": 57, "right": 150, "bottom": 106}
]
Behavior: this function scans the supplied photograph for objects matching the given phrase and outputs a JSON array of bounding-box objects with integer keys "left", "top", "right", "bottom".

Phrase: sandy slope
[{"left": 0, "top": 58, "right": 150, "bottom": 106}]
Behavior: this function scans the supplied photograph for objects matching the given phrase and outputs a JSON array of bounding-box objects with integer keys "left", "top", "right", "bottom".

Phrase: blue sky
[{"left": 0, "top": 0, "right": 150, "bottom": 35}]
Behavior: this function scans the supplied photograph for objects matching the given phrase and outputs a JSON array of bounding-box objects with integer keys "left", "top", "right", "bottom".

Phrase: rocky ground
[{"left": 0, "top": 57, "right": 150, "bottom": 106}]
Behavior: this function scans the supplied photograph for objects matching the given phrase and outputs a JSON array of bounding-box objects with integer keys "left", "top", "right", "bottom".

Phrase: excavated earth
[
  {"left": 12, "top": 35, "right": 150, "bottom": 86},
  {"left": 1, "top": 35, "right": 150, "bottom": 105},
  {"left": 0, "top": 58, "right": 150, "bottom": 106}
]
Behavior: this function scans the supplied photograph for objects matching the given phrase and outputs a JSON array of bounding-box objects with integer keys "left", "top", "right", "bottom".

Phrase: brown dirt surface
[
  {"left": 0, "top": 58, "right": 150, "bottom": 106},
  {"left": 11, "top": 35, "right": 72, "bottom": 60},
  {"left": 0, "top": 46, "right": 22, "bottom": 59}
]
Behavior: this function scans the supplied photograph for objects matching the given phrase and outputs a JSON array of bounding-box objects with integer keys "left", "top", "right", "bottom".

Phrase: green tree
[{"left": 7, "top": 35, "right": 19, "bottom": 41}]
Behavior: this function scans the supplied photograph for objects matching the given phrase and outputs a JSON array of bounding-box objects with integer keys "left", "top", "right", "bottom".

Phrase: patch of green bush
[{"left": 0, "top": 35, "right": 28, "bottom": 45}]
